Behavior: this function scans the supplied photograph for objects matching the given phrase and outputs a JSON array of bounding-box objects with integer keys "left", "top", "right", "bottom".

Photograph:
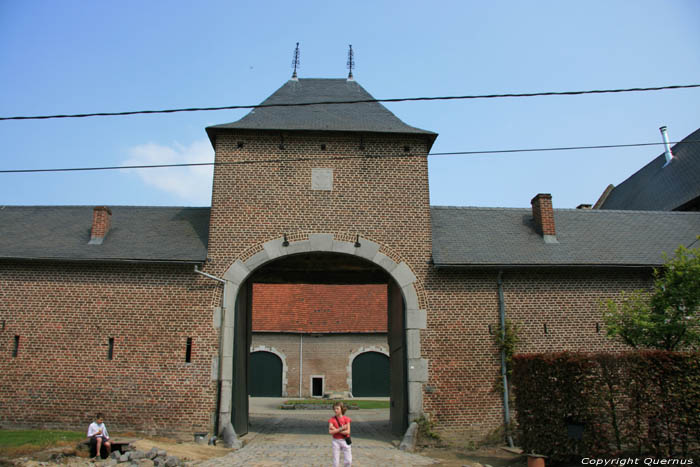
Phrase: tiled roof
[
  {"left": 206, "top": 78, "right": 437, "bottom": 145},
  {"left": 600, "top": 128, "right": 700, "bottom": 211},
  {"left": 251, "top": 283, "right": 387, "bottom": 333},
  {"left": 432, "top": 206, "right": 700, "bottom": 267},
  {"left": 0, "top": 206, "right": 209, "bottom": 263}
]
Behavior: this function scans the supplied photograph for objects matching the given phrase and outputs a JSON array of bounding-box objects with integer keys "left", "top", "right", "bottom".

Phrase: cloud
[{"left": 123, "top": 139, "right": 214, "bottom": 205}]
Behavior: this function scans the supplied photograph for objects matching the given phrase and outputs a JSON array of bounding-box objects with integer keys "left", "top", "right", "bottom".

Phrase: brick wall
[
  {"left": 251, "top": 333, "right": 388, "bottom": 397},
  {"left": 422, "top": 267, "right": 651, "bottom": 442},
  {"left": 0, "top": 261, "right": 219, "bottom": 434},
  {"left": 204, "top": 131, "right": 433, "bottom": 286}
]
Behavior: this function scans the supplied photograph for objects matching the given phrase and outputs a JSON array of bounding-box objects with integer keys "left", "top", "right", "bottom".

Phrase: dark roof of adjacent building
[
  {"left": 252, "top": 283, "right": 387, "bottom": 333},
  {"left": 598, "top": 128, "right": 700, "bottom": 211},
  {"left": 206, "top": 78, "right": 437, "bottom": 145},
  {"left": 431, "top": 206, "right": 700, "bottom": 267},
  {"left": 0, "top": 206, "right": 209, "bottom": 263}
]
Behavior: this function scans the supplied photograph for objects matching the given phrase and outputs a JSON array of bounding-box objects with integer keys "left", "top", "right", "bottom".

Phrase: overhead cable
[
  {"left": 1, "top": 83, "right": 699, "bottom": 121},
  {"left": 1, "top": 140, "right": 698, "bottom": 174}
]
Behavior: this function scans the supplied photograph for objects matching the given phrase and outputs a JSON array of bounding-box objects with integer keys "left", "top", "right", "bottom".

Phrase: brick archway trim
[
  {"left": 250, "top": 346, "right": 289, "bottom": 397},
  {"left": 218, "top": 233, "right": 428, "bottom": 434}
]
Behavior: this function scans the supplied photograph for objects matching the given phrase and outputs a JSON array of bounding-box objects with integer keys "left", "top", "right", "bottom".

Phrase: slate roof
[
  {"left": 251, "top": 283, "right": 387, "bottom": 333},
  {"left": 206, "top": 78, "right": 437, "bottom": 146},
  {"left": 599, "top": 128, "right": 700, "bottom": 211},
  {"left": 0, "top": 206, "right": 209, "bottom": 263},
  {"left": 431, "top": 206, "right": 700, "bottom": 267}
]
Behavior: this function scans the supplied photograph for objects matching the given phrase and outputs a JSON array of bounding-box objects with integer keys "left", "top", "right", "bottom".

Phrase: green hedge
[{"left": 512, "top": 351, "right": 700, "bottom": 462}]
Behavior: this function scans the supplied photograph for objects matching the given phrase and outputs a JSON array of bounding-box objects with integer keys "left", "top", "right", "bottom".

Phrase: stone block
[
  {"left": 408, "top": 381, "right": 424, "bottom": 414},
  {"left": 221, "top": 328, "right": 233, "bottom": 358},
  {"left": 223, "top": 260, "right": 249, "bottom": 285},
  {"left": 372, "top": 252, "right": 398, "bottom": 273},
  {"left": 285, "top": 239, "right": 311, "bottom": 255},
  {"left": 221, "top": 356, "right": 233, "bottom": 380},
  {"left": 354, "top": 237, "right": 380, "bottom": 260},
  {"left": 244, "top": 249, "right": 269, "bottom": 271},
  {"left": 331, "top": 240, "right": 355, "bottom": 255},
  {"left": 212, "top": 307, "right": 221, "bottom": 329},
  {"left": 262, "top": 237, "right": 285, "bottom": 260},
  {"left": 309, "top": 233, "right": 333, "bottom": 251},
  {"left": 311, "top": 167, "right": 333, "bottom": 190},
  {"left": 401, "top": 284, "right": 419, "bottom": 312},
  {"left": 408, "top": 358, "right": 428, "bottom": 382},
  {"left": 210, "top": 356, "right": 218, "bottom": 381},
  {"left": 406, "top": 330, "right": 421, "bottom": 359},
  {"left": 391, "top": 262, "right": 417, "bottom": 287},
  {"left": 406, "top": 309, "right": 427, "bottom": 330}
]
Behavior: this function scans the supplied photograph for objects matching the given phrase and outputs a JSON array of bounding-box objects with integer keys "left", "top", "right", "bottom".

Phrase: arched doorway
[
  {"left": 250, "top": 351, "right": 283, "bottom": 397},
  {"left": 352, "top": 351, "right": 390, "bottom": 397},
  {"left": 220, "top": 234, "right": 428, "bottom": 438}
]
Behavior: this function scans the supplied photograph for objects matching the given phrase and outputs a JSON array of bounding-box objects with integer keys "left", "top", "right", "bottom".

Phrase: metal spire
[
  {"left": 291, "top": 42, "right": 300, "bottom": 80},
  {"left": 346, "top": 44, "right": 354, "bottom": 80}
]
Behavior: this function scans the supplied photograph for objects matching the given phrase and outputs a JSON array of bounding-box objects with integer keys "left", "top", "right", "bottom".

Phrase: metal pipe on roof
[{"left": 660, "top": 126, "right": 674, "bottom": 166}]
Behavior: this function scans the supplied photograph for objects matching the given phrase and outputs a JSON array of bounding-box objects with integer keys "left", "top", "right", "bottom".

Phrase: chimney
[
  {"left": 531, "top": 194, "right": 558, "bottom": 243},
  {"left": 89, "top": 206, "right": 112, "bottom": 245},
  {"left": 660, "top": 126, "right": 673, "bottom": 167}
]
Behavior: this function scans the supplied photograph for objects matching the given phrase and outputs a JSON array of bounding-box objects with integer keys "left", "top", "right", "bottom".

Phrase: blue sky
[{"left": 1, "top": 0, "right": 698, "bottom": 208}]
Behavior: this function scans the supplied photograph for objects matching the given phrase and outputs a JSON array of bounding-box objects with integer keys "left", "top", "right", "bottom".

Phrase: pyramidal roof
[{"left": 206, "top": 78, "right": 437, "bottom": 145}]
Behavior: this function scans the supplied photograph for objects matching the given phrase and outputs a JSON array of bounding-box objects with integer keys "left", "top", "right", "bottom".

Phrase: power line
[
  {"left": 1, "top": 83, "right": 699, "bottom": 121},
  {"left": 2, "top": 140, "right": 698, "bottom": 174}
]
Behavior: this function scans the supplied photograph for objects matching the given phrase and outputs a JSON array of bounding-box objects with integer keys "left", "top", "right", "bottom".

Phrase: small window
[
  {"left": 311, "top": 376, "right": 324, "bottom": 397},
  {"left": 185, "top": 337, "right": 192, "bottom": 363},
  {"left": 13, "top": 335, "right": 20, "bottom": 357},
  {"left": 107, "top": 337, "right": 114, "bottom": 360}
]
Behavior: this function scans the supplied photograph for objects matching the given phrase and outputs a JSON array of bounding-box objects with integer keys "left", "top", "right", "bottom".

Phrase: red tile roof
[{"left": 252, "top": 283, "right": 387, "bottom": 333}]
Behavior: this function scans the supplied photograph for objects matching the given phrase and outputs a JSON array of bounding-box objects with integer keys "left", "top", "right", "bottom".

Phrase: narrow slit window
[
  {"left": 13, "top": 335, "right": 20, "bottom": 357},
  {"left": 543, "top": 323, "right": 548, "bottom": 335},
  {"left": 107, "top": 337, "right": 114, "bottom": 360},
  {"left": 185, "top": 337, "right": 192, "bottom": 363}
]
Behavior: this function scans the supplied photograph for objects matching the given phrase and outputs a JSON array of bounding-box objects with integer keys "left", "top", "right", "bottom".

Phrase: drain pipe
[
  {"left": 497, "top": 270, "right": 514, "bottom": 448},
  {"left": 299, "top": 335, "right": 303, "bottom": 397},
  {"left": 194, "top": 265, "right": 226, "bottom": 437}
]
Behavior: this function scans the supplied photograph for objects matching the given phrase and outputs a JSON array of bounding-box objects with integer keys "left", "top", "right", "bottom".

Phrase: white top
[{"left": 87, "top": 421, "right": 109, "bottom": 439}]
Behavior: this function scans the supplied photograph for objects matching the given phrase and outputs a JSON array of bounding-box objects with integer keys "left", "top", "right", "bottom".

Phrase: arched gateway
[{"left": 217, "top": 234, "right": 428, "bottom": 437}]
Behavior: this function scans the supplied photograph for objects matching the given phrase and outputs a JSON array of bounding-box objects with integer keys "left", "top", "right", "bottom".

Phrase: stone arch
[
  {"left": 347, "top": 346, "right": 389, "bottom": 396},
  {"left": 218, "top": 233, "right": 428, "bottom": 433},
  {"left": 250, "top": 345, "right": 289, "bottom": 397}
]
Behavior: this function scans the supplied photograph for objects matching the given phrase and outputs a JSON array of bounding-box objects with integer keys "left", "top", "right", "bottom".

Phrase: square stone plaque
[{"left": 311, "top": 168, "right": 333, "bottom": 191}]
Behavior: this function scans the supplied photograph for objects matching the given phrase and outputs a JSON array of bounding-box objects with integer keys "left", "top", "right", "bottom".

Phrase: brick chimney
[
  {"left": 89, "top": 206, "right": 112, "bottom": 245},
  {"left": 531, "top": 194, "right": 558, "bottom": 243}
]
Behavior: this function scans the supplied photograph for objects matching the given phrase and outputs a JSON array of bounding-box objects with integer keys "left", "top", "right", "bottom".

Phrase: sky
[{"left": 1, "top": 0, "right": 699, "bottom": 209}]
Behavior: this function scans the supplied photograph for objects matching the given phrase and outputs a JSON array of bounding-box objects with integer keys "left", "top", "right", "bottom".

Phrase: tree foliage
[{"left": 604, "top": 243, "right": 700, "bottom": 350}]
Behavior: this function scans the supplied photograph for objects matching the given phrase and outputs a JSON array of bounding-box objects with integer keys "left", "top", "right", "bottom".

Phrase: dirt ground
[{"left": 2, "top": 438, "right": 525, "bottom": 467}]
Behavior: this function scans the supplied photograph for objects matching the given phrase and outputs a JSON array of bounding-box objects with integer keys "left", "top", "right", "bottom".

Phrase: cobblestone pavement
[{"left": 196, "top": 401, "right": 438, "bottom": 466}]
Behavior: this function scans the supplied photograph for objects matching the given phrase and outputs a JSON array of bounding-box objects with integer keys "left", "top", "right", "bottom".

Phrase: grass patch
[
  {"left": 0, "top": 430, "right": 85, "bottom": 457},
  {"left": 282, "top": 399, "right": 390, "bottom": 409}
]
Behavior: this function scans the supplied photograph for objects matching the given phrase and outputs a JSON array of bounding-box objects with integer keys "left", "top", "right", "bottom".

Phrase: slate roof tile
[{"left": 0, "top": 206, "right": 209, "bottom": 262}]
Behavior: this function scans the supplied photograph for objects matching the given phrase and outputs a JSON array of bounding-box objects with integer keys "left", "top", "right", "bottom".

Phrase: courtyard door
[
  {"left": 250, "top": 351, "right": 282, "bottom": 397},
  {"left": 352, "top": 352, "right": 390, "bottom": 396}
]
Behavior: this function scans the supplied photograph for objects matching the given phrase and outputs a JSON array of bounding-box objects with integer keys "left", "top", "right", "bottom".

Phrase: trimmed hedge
[{"left": 512, "top": 351, "right": 700, "bottom": 462}]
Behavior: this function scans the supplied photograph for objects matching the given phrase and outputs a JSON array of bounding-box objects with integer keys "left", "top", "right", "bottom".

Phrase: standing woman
[{"left": 328, "top": 401, "right": 352, "bottom": 466}]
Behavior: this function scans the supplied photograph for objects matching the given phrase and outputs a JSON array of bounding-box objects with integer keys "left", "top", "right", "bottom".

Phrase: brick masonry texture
[
  {"left": 250, "top": 333, "right": 388, "bottom": 397},
  {"left": 422, "top": 267, "right": 651, "bottom": 442},
  {"left": 0, "top": 261, "right": 219, "bottom": 433},
  {"left": 252, "top": 283, "right": 387, "bottom": 333}
]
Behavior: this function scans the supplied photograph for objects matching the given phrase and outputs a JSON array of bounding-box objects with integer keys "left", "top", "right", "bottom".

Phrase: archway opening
[{"left": 231, "top": 251, "right": 409, "bottom": 438}]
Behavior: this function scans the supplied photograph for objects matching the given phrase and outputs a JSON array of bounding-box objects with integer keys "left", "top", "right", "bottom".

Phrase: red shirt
[{"left": 329, "top": 415, "right": 351, "bottom": 439}]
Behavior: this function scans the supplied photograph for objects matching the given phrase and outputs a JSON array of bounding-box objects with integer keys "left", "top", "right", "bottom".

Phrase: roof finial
[
  {"left": 291, "top": 42, "right": 300, "bottom": 81},
  {"left": 346, "top": 44, "right": 355, "bottom": 81}
]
